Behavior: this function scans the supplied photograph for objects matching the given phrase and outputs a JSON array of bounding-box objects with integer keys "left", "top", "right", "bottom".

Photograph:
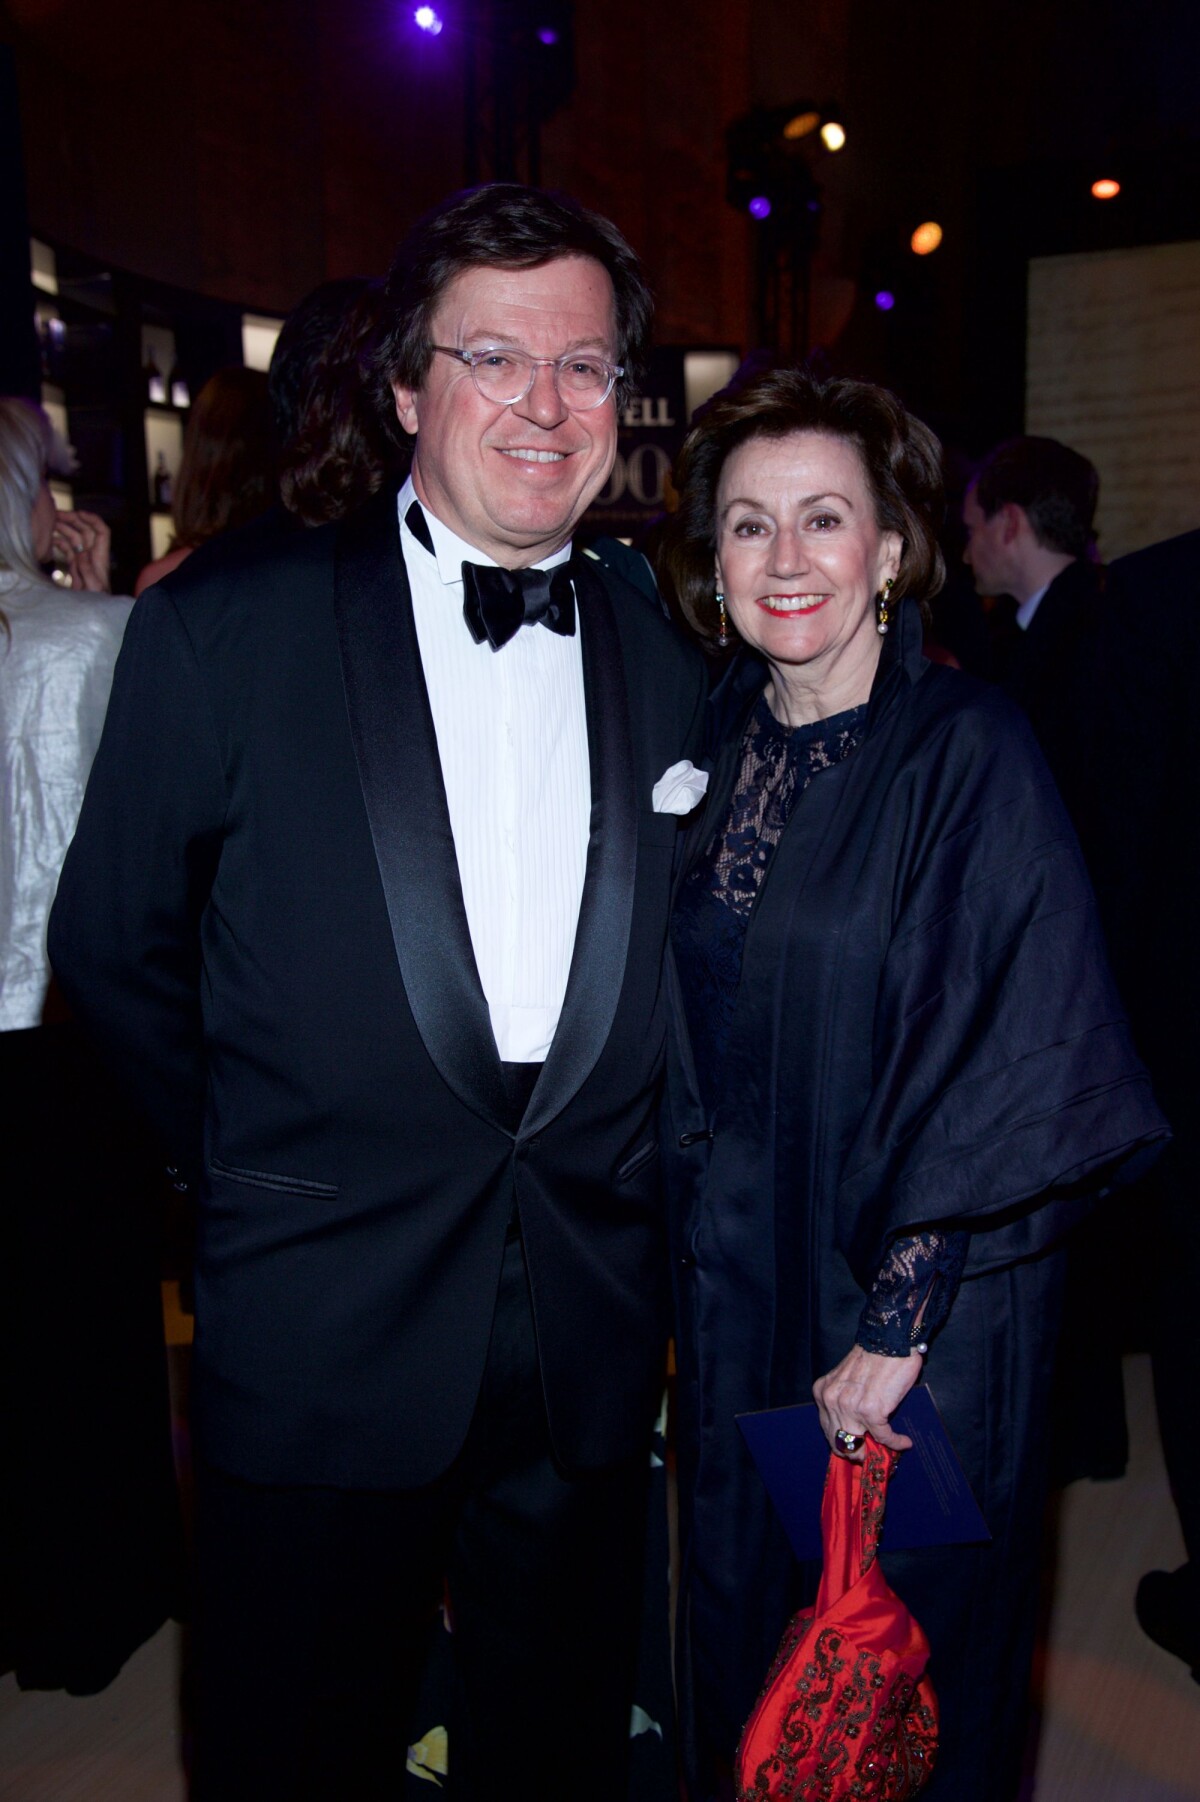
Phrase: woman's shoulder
[
  {"left": 3, "top": 581, "right": 133, "bottom": 646},
  {"left": 135, "top": 545, "right": 192, "bottom": 596},
  {"left": 882, "top": 661, "right": 1068, "bottom": 835},
  {"left": 904, "top": 659, "right": 1044, "bottom": 760}
]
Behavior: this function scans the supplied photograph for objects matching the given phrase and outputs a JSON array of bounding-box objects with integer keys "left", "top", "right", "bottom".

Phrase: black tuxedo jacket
[
  {"left": 49, "top": 491, "right": 706, "bottom": 1490},
  {"left": 999, "top": 555, "right": 1107, "bottom": 815}
]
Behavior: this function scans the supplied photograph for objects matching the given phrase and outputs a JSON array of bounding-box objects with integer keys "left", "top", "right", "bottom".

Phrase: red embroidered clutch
[{"left": 735, "top": 1438, "right": 938, "bottom": 1800}]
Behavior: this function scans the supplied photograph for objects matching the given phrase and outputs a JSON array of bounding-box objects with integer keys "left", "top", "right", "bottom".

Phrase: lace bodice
[{"left": 671, "top": 690, "right": 967, "bottom": 1358}]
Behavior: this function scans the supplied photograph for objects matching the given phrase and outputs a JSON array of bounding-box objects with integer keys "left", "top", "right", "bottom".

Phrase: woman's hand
[
  {"left": 813, "top": 1344, "right": 924, "bottom": 1461},
  {"left": 51, "top": 509, "right": 112, "bottom": 593}
]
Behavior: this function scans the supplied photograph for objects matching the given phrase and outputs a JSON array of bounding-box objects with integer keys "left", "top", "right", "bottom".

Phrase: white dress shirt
[
  {"left": 397, "top": 477, "right": 590, "bottom": 1063},
  {"left": 1016, "top": 581, "right": 1050, "bottom": 631},
  {"left": 0, "top": 576, "right": 134, "bottom": 1031}
]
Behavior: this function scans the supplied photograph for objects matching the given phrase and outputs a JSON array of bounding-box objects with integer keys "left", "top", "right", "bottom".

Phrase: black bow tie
[{"left": 405, "top": 501, "right": 576, "bottom": 651}]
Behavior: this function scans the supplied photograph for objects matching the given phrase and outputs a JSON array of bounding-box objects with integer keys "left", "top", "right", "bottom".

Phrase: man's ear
[
  {"left": 1001, "top": 502, "right": 1025, "bottom": 545},
  {"left": 392, "top": 380, "right": 420, "bottom": 438}
]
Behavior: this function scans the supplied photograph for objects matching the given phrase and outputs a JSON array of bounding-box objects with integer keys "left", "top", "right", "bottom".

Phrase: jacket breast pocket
[
  {"left": 615, "top": 1139, "right": 660, "bottom": 1184},
  {"left": 638, "top": 812, "right": 684, "bottom": 850},
  {"left": 208, "top": 1156, "right": 339, "bottom": 1200}
]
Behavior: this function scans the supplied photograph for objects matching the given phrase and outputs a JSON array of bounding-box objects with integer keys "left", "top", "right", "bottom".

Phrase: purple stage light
[
  {"left": 414, "top": 5, "right": 444, "bottom": 33},
  {"left": 748, "top": 196, "right": 772, "bottom": 219},
  {"left": 874, "top": 290, "right": 895, "bottom": 311},
  {"left": 537, "top": 25, "right": 560, "bottom": 43}
]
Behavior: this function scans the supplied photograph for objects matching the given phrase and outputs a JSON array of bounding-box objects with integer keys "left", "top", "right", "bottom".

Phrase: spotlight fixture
[
  {"left": 414, "top": 5, "right": 444, "bottom": 32},
  {"left": 1091, "top": 177, "right": 1121, "bottom": 200},
  {"left": 819, "top": 120, "right": 846, "bottom": 152},
  {"left": 537, "top": 24, "right": 560, "bottom": 43},
  {"left": 783, "top": 110, "right": 820, "bottom": 141},
  {"left": 725, "top": 103, "right": 827, "bottom": 233},
  {"left": 874, "top": 290, "right": 896, "bottom": 311},
  {"left": 910, "top": 221, "right": 943, "bottom": 256}
]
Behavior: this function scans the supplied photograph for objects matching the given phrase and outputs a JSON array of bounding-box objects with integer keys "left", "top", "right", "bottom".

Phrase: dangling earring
[
  {"left": 876, "top": 576, "right": 895, "bottom": 636},
  {"left": 715, "top": 590, "right": 731, "bottom": 649}
]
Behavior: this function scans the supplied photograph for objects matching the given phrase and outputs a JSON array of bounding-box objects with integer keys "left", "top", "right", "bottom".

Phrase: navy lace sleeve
[{"left": 855, "top": 1230, "right": 970, "bottom": 1356}]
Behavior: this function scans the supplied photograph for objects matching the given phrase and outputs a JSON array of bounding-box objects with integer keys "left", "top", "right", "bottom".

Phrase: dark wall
[
  {"left": 4, "top": 0, "right": 1198, "bottom": 431},
  {"left": 3, "top": 0, "right": 464, "bottom": 312}
]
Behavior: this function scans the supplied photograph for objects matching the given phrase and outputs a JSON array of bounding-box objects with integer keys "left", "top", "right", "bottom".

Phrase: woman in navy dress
[{"left": 657, "top": 368, "right": 1166, "bottom": 1800}]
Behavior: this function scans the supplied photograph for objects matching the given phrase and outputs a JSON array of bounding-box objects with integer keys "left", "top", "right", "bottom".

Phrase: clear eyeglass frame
[{"left": 429, "top": 344, "right": 623, "bottom": 410}]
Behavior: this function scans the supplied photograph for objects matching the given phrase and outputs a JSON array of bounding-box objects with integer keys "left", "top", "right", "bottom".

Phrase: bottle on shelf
[
  {"left": 145, "top": 349, "right": 167, "bottom": 406},
  {"left": 152, "top": 451, "right": 173, "bottom": 510}
]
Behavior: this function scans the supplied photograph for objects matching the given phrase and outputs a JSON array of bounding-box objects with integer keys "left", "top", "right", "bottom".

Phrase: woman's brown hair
[
  {"left": 279, "top": 283, "right": 405, "bottom": 526},
  {"left": 657, "top": 366, "right": 946, "bottom": 649},
  {"left": 171, "top": 366, "right": 277, "bottom": 550}
]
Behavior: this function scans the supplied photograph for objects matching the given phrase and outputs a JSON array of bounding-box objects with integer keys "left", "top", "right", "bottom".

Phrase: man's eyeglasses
[{"left": 429, "top": 345, "right": 623, "bottom": 410}]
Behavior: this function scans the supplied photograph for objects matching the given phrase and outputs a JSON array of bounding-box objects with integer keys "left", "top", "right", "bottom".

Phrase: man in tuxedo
[
  {"left": 962, "top": 434, "right": 1103, "bottom": 814},
  {"left": 49, "top": 184, "right": 705, "bottom": 1799}
]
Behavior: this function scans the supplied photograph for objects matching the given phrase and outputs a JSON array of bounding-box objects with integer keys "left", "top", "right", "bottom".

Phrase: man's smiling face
[{"left": 392, "top": 255, "right": 619, "bottom": 568}]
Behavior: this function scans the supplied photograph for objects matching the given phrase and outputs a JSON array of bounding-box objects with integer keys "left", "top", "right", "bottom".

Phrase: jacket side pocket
[{"left": 208, "top": 1157, "right": 339, "bottom": 1199}]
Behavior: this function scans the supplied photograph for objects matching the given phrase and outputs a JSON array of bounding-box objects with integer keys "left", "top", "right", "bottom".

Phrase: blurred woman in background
[
  {"left": 135, "top": 365, "right": 277, "bottom": 594},
  {"left": 279, "top": 280, "right": 404, "bottom": 526}
]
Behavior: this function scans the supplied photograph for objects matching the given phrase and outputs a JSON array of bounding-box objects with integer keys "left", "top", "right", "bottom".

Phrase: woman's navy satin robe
[{"left": 664, "top": 601, "right": 1168, "bottom": 1800}]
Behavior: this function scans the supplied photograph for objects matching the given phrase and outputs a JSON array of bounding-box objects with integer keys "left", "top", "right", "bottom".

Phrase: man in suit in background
[
  {"left": 1087, "top": 530, "right": 1200, "bottom": 1679},
  {"left": 962, "top": 434, "right": 1103, "bottom": 814},
  {"left": 49, "top": 184, "right": 705, "bottom": 1799},
  {"left": 964, "top": 435, "right": 1132, "bottom": 1489}
]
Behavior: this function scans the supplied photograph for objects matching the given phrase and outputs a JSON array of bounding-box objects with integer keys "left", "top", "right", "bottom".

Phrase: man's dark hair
[
  {"left": 268, "top": 278, "right": 372, "bottom": 450},
  {"left": 372, "top": 183, "right": 652, "bottom": 437},
  {"left": 972, "top": 435, "right": 1099, "bottom": 558}
]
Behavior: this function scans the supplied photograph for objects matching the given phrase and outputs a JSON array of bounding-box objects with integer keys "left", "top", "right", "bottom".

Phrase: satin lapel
[
  {"left": 333, "top": 491, "right": 511, "bottom": 1134},
  {"left": 522, "top": 553, "right": 636, "bottom": 1138}
]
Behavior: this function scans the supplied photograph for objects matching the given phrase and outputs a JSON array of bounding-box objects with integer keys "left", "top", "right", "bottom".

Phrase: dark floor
[{"left": 1, "top": 1336, "right": 1198, "bottom": 1800}]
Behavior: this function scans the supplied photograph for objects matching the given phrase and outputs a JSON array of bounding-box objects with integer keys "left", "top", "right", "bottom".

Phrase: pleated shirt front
[{"left": 398, "top": 479, "right": 589, "bottom": 1063}]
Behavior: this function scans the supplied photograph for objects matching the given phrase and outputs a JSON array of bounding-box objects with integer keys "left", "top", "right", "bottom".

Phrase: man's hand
[
  {"left": 813, "top": 1344, "right": 924, "bottom": 1461},
  {"left": 52, "top": 509, "right": 112, "bottom": 593}
]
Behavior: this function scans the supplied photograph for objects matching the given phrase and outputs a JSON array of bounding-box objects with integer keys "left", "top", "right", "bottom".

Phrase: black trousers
[
  {"left": 191, "top": 1231, "right": 652, "bottom": 1800},
  {"left": 0, "top": 1021, "right": 183, "bottom": 1693}
]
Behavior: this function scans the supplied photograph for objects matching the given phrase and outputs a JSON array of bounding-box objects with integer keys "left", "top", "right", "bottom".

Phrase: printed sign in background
[{"left": 585, "top": 346, "right": 739, "bottom": 542}]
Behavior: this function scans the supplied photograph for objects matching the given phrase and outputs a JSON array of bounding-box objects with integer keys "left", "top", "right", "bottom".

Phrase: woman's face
[
  {"left": 31, "top": 478, "right": 56, "bottom": 563},
  {"left": 714, "top": 430, "right": 901, "bottom": 695}
]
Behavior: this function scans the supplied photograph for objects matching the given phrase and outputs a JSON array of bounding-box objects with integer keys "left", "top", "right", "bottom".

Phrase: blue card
[{"left": 735, "top": 1386, "right": 991, "bottom": 1562}]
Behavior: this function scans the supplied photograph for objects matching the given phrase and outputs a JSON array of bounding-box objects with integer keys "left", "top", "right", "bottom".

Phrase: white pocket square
[{"left": 652, "top": 760, "right": 709, "bottom": 815}]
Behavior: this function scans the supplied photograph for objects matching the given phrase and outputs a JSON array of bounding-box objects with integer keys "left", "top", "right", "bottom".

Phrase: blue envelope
[{"left": 736, "top": 1386, "right": 991, "bottom": 1562}]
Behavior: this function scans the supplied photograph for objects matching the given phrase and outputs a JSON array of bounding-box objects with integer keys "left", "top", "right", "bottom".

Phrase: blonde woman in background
[{"left": 0, "top": 396, "right": 183, "bottom": 1693}]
